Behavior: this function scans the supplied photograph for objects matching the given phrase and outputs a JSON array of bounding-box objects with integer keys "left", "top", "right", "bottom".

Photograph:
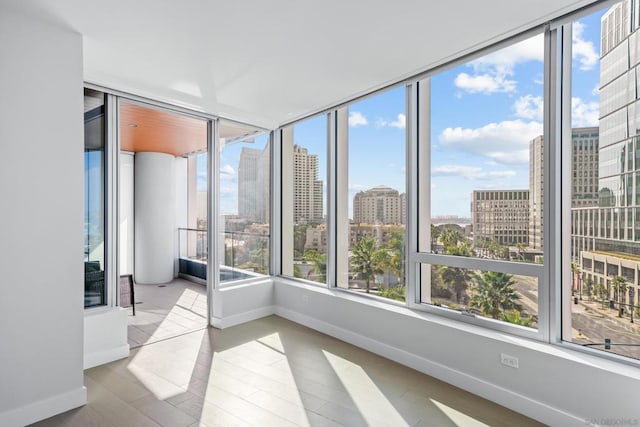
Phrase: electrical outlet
[
  {"left": 500, "top": 353, "right": 519, "bottom": 369},
  {"left": 302, "top": 295, "right": 309, "bottom": 303}
]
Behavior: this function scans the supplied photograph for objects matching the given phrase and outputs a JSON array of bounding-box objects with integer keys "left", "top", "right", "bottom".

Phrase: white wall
[
  {"left": 211, "top": 279, "right": 275, "bottom": 329},
  {"left": 0, "top": 8, "right": 87, "bottom": 427},
  {"left": 84, "top": 308, "right": 129, "bottom": 369},
  {"left": 273, "top": 279, "right": 638, "bottom": 427}
]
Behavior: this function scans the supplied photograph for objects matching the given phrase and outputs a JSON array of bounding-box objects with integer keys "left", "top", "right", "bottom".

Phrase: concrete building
[
  {"left": 353, "top": 185, "right": 405, "bottom": 225},
  {"left": 528, "top": 128, "right": 599, "bottom": 254},
  {"left": 293, "top": 144, "right": 323, "bottom": 224},
  {"left": 471, "top": 190, "right": 530, "bottom": 246},
  {"left": 529, "top": 135, "right": 544, "bottom": 251}
]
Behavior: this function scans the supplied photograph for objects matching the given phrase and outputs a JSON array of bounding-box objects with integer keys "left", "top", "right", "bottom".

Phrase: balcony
[{"left": 178, "top": 228, "right": 269, "bottom": 284}]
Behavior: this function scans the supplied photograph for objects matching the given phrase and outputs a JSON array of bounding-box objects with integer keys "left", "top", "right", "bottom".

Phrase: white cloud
[
  {"left": 433, "top": 165, "right": 516, "bottom": 180},
  {"left": 455, "top": 72, "right": 516, "bottom": 94},
  {"left": 349, "top": 111, "right": 368, "bottom": 127},
  {"left": 439, "top": 119, "right": 543, "bottom": 165},
  {"left": 220, "top": 164, "right": 235, "bottom": 180},
  {"left": 573, "top": 21, "right": 599, "bottom": 71},
  {"left": 513, "top": 95, "right": 543, "bottom": 121},
  {"left": 571, "top": 97, "right": 599, "bottom": 127},
  {"left": 592, "top": 84, "right": 600, "bottom": 96},
  {"left": 375, "top": 113, "right": 406, "bottom": 129},
  {"left": 455, "top": 34, "right": 544, "bottom": 94},
  {"left": 389, "top": 113, "right": 406, "bottom": 129}
]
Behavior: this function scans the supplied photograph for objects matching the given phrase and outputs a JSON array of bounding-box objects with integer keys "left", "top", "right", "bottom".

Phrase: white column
[
  {"left": 119, "top": 153, "right": 134, "bottom": 275},
  {"left": 135, "top": 152, "right": 176, "bottom": 284}
]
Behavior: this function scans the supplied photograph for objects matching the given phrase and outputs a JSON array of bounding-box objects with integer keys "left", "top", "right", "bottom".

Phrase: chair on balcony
[
  {"left": 119, "top": 274, "right": 135, "bottom": 315},
  {"left": 85, "top": 269, "right": 105, "bottom": 305}
]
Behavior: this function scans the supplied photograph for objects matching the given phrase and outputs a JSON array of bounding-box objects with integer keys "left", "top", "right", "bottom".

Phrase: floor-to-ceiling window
[
  {"left": 416, "top": 31, "right": 545, "bottom": 331},
  {"left": 280, "top": 115, "right": 328, "bottom": 284},
  {"left": 563, "top": 1, "right": 640, "bottom": 360},
  {"left": 219, "top": 121, "right": 271, "bottom": 283},
  {"left": 84, "top": 88, "right": 107, "bottom": 308}
]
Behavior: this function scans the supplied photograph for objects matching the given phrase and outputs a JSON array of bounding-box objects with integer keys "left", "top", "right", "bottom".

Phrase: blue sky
[{"left": 212, "top": 9, "right": 605, "bottom": 219}]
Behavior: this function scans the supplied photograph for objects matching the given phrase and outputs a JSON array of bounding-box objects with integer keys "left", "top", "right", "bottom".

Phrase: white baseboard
[
  {"left": 0, "top": 386, "right": 86, "bottom": 427},
  {"left": 275, "top": 307, "right": 585, "bottom": 427},
  {"left": 84, "top": 344, "right": 130, "bottom": 370},
  {"left": 211, "top": 305, "right": 276, "bottom": 329}
]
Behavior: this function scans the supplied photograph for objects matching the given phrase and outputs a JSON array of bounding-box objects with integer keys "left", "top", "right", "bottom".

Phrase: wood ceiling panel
[{"left": 119, "top": 101, "right": 207, "bottom": 157}]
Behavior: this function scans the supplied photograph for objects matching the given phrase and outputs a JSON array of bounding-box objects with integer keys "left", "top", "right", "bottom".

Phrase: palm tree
[
  {"left": 612, "top": 275, "right": 628, "bottom": 317},
  {"left": 387, "top": 231, "right": 405, "bottom": 285},
  {"left": 584, "top": 276, "right": 593, "bottom": 300},
  {"left": 515, "top": 242, "right": 526, "bottom": 261},
  {"left": 304, "top": 250, "right": 326, "bottom": 283},
  {"left": 571, "top": 263, "right": 580, "bottom": 296},
  {"left": 440, "top": 229, "right": 463, "bottom": 252},
  {"left": 440, "top": 242, "right": 474, "bottom": 304},
  {"left": 430, "top": 224, "right": 441, "bottom": 251},
  {"left": 351, "top": 237, "right": 388, "bottom": 293},
  {"left": 470, "top": 271, "right": 522, "bottom": 319}
]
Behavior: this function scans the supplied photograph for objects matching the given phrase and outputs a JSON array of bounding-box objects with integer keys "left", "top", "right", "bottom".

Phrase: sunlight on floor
[
  {"left": 127, "top": 328, "right": 205, "bottom": 400},
  {"left": 201, "top": 332, "right": 313, "bottom": 426},
  {"left": 323, "top": 350, "right": 411, "bottom": 426},
  {"left": 431, "top": 399, "right": 490, "bottom": 427}
]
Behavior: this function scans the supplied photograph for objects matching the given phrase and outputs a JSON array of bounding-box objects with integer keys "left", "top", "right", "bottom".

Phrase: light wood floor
[
  {"left": 126, "top": 279, "right": 208, "bottom": 348},
  {"left": 31, "top": 316, "right": 542, "bottom": 427}
]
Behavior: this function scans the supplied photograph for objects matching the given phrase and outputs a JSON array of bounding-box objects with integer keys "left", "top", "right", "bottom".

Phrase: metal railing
[{"left": 177, "top": 228, "right": 270, "bottom": 281}]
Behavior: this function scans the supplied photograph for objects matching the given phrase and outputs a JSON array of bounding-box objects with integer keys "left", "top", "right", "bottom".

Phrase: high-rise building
[
  {"left": 238, "top": 144, "right": 270, "bottom": 223},
  {"left": 353, "top": 185, "right": 405, "bottom": 225},
  {"left": 293, "top": 144, "right": 323, "bottom": 224},
  {"left": 528, "top": 128, "right": 599, "bottom": 253},
  {"left": 471, "top": 190, "right": 530, "bottom": 246},
  {"left": 576, "top": 0, "right": 640, "bottom": 307},
  {"left": 529, "top": 135, "right": 544, "bottom": 251}
]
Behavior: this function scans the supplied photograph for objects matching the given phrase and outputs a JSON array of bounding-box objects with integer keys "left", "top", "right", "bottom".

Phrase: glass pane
[
  {"left": 427, "top": 32, "right": 544, "bottom": 265},
  {"left": 84, "top": 88, "right": 106, "bottom": 308},
  {"left": 567, "top": 2, "right": 640, "bottom": 359},
  {"left": 342, "top": 87, "right": 406, "bottom": 302},
  {"left": 420, "top": 263, "right": 538, "bottom": 329},
  {"left": 219, "top": 125, "right": 270, "bottom": 282},
  {"left": 282, "top": 116, "right": 327, "bottom": 284}
]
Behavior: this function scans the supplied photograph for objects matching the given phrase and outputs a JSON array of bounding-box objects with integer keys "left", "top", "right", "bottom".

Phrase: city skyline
[{"left": 203, "top": 12, "right": 604, "bottom": 220}]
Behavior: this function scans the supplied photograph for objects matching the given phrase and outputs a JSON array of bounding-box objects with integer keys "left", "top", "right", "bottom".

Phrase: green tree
[
  {"left": 304, "top": 250, "right": 327, "bottom": 283},
  {"left": 387, "top": 231, "right": 405, "bottom": 284},
  {"left": 501, "top": 310, "right": 535, "bottom": 327},
  {"left": 351, "top": 237, "right": 388, "bottom": 293},
  {"left": 378, "top": 285, "right": 405, "bottom": 302},
  {"left": 584, "top": 276, "right": 593, "bottom": 300},
  {"left": 440, "top": 229, "right": 463, "bottom": 251},
  {"left": 293, "top": 224, "right": 308, "bottom": 258},
  {"left": 515, "top": 242, "right": 526, "bottom": 261},
  {"left": 430, "top": 224, "right": 441, "bottom": 250},
  {"left": 439, "top": 242, "right": 474, "bottom": 304},
  {"left": 612, "top": 275, "right": 628, "bottom": 317},
  {"left": 470, "top": 271, "right": 522, "bottom": 319}
]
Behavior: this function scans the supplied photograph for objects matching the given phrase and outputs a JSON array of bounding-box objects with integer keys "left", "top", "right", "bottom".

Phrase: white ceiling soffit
[{"left": 5, "top": 0, "right": 598, "bottom": 129}]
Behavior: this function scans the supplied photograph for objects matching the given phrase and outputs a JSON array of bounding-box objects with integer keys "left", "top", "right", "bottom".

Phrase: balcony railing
[{"left": 178, "top": 228, "right": 269, "bottom": 283}]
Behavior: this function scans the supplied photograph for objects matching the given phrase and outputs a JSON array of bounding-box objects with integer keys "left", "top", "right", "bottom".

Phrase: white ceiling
[{"left": 6, "top": 0, "right": 597, "bottom": 129}]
